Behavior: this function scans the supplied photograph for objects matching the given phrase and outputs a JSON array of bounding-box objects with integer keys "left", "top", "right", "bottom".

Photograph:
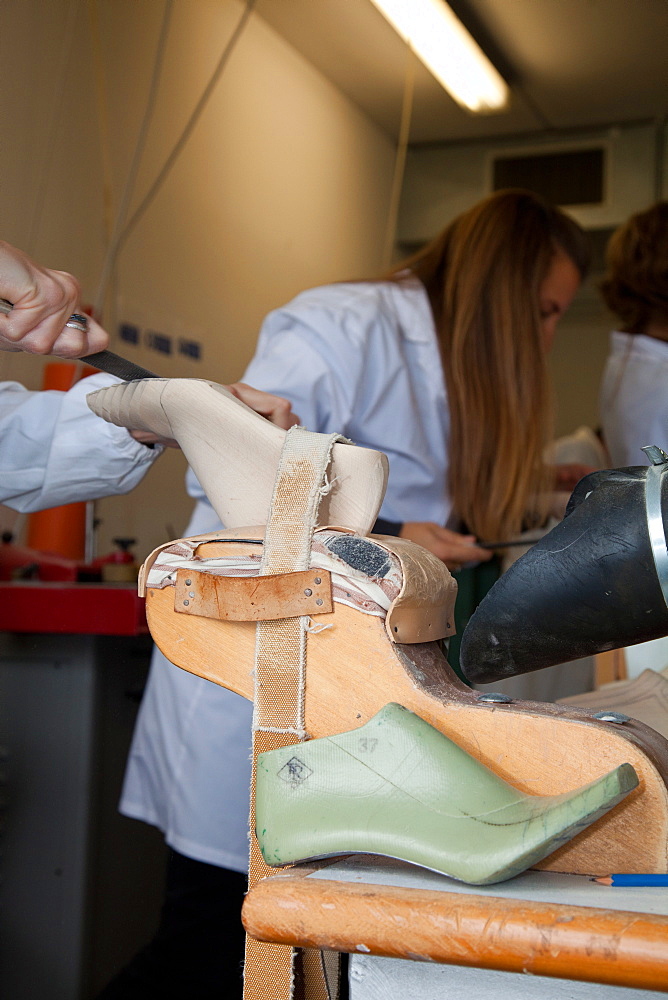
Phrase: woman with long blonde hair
[
  {"left": 107, "top": 189, "right": 590, "bottom": 996},
  {"left": 395, "top": 188, "right": 590, "bottom": 551},
  {"left": 240, "top": 188, "right": 588, "bottom": 565}
]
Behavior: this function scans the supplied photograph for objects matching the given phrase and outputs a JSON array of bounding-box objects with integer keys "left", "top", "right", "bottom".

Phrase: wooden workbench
[{"left": 243, "top": 855, "right": 668, "bottom": 998}]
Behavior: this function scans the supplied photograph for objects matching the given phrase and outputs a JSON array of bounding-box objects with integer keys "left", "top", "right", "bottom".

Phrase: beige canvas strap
[{"left": 244, "top": 426, "right": 344, "bottom": 1000}]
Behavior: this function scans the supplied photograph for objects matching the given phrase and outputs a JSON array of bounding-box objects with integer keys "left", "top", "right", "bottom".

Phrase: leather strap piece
[
  {"left": 174, "top": 567, "right": 333, "bottom": 622},
  {"left": 370, "top": 534, "right": 457, "bottom": 643},
  {"left": 244, "top": 426, "right": 344, "bottom": 1000}
]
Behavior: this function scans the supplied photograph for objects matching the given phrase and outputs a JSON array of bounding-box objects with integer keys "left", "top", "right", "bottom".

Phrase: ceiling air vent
[{"left": 492, "top": 147, "right": 606, "bottom": 207}]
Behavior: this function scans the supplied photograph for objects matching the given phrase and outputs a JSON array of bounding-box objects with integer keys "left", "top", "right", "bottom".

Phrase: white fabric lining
[{"left": 145, "top": 537, "right": 402, "bottom": 620}]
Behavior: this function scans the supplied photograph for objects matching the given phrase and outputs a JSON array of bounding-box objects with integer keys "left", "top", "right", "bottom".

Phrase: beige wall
[{"left": 1, "top": 0, "right": 395, "bottom": 556}]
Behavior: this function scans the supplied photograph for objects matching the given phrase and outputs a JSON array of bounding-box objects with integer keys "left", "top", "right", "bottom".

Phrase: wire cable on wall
[
  {"left": 381, "top": 46, "right": 416, "bottom": 269},
  {"left": 113, "top": 0, "right": 256, "bottom": 262},
  {"left": 654, "top": 115, "right": 666, "bottom": 202},
  {"left": 87, "top": 0, "right": 117, "bottom": 251},
  {"left": 93, "top": 0, "right": 175, "bottom": 317},
  {"left": 26, "top": 0, "right": 80, "bottom": 255}
]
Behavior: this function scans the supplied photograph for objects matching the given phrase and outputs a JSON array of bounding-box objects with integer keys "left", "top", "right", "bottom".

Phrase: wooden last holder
[{"left": 143, "top": 527, "right": 668, "bottom": 878}]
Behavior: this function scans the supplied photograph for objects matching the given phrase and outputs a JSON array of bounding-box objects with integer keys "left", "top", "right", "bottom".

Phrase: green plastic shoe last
[{"left": 255, "top": 703, "right": 638, "bottom": 885}]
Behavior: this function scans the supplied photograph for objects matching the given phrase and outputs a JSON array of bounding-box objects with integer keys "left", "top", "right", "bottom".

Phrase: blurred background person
[{"left": 599, "top": 202, "right": 668, "bottom": 466}]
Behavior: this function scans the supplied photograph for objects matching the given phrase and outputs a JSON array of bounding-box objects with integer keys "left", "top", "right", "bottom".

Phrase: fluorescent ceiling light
[{"left": 369, "top": 0, "right": 509, "bottom": 113}]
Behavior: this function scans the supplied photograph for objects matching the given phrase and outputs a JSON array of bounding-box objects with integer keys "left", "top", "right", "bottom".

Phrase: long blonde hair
[{"left": 390, "top": 189, "right": 589, "bottom": 541}]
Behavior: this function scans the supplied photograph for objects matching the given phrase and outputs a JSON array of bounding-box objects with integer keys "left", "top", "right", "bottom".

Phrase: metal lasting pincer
[{"left": 642, "top": 445, "right": 668, "bottom": 609}]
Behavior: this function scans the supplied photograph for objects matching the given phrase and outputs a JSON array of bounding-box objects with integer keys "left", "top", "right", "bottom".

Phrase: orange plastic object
[{"left": 26, "top": 362, "right": 88, "bottom": 559}]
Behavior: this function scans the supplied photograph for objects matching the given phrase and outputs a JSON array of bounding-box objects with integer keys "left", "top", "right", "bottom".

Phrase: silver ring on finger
[
  {"left": 0, "top": 298, "right": 13, "bottom": 316},
  {"left": 65, "top": 312, "right": 89, "bottom": 333}
]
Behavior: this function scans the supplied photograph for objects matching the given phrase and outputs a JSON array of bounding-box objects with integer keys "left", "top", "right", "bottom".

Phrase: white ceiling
[{"left": 256, "top": 0, "right": 668, "bottom": 145}]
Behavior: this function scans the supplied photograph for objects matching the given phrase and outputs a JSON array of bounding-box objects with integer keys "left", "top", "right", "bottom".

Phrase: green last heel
[{"left": 255, "top": 703, "right": 638, "bottom": 885}]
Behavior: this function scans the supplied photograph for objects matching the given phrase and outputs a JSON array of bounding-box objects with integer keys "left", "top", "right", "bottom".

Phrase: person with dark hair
[
  {"left": 106, "top": 190, "right": 589, "bottom": 997},
  {"left": 599, "top": 202, "right": 668, "bottom": 466}
]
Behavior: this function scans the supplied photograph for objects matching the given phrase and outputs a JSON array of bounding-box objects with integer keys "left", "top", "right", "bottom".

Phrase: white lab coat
[
  {"left": 0, "top": 372, "right": 160, "bottom": 511},
  {"left": 600, "top": 331, "right": 668, "bottom": 467},
  {"left": 119, "top": 278, "right": 454, "bottom": 871}
]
